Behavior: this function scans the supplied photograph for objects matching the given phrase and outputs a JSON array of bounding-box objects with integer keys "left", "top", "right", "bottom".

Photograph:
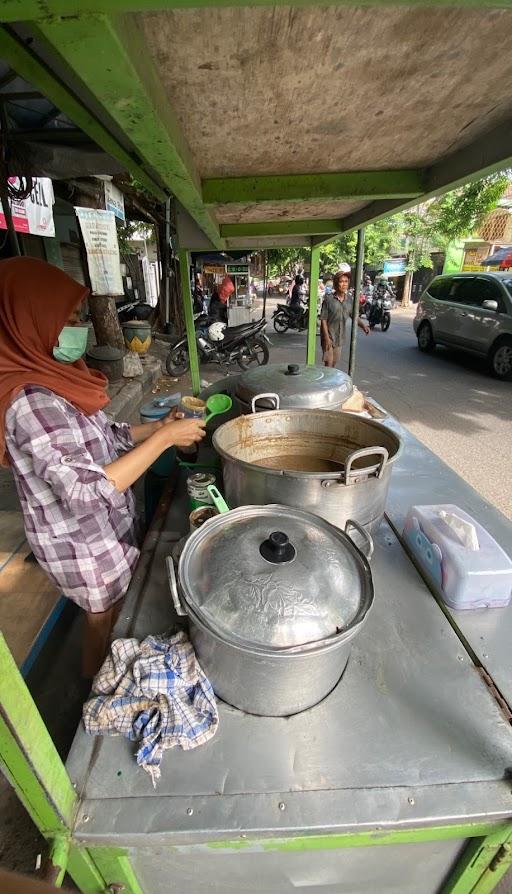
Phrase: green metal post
[
  {"left": 0, "top": 634, "right": 77, "bottom": 828},
  {"left": 307, "top": 244, "right": 320, "bottom": 365},
  {"left": 179, "top": 249, "right": 201, "bottom": 395},
  {"left": 440, "top": 826, "right": 512, "bottom": 894},
  {"left": 348, "top": 227, "right": 364, "bottom": 378},
  {"left": 45, "top": 834, "right": 70, "bottom": 887},
  {"left": 0, "top": 634, "right": 108, "bottom": 893},
  {"left": 88, "top": 850, "right": 145, "bottom": 894}
]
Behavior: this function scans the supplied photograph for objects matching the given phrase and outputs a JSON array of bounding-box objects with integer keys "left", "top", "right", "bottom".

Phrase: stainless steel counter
[
  {"left": 384, "top": 419, "right": 512, "bottom": 707},
  {"left": 67, "top": 453, "right": 512, "bottom": 848}
]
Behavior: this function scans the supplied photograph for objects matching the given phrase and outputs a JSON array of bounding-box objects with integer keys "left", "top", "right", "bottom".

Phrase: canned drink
[
  {"left": 187, "top": 471, "right": 216, "bottom": 509},
  {"left": 189, "top": 506, "right": 217, "bottom": 532}
]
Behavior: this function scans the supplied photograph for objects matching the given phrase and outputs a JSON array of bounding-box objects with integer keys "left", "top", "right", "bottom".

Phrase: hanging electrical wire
[{"left": 0, "top": 104, "right": 34, "bottom": 200}]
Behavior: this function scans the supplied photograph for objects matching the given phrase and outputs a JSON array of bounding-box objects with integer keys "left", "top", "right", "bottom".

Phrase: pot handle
[
  {"left": 207, "top": 484, "right": 230, "bottom": 514},
  {"left": 250, "top": 392, "right": 280, "bottom": 414},
  {"left": 345, "top": 446, "right": 389, "bottom": 483},
  {"left": 166, "top": 556, "right": 187, "bottom": 617},
  {"left": 345, "top": 519, "right": 374, "bottom": 560}
]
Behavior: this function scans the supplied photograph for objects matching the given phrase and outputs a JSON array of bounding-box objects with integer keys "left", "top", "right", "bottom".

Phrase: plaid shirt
[{"left": 5, "top": 385, "right": 139, "bottom": 613}]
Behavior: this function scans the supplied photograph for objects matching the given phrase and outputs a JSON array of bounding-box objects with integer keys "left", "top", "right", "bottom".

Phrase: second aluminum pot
[
  {"left": 213, "top": 409, "right": 402, "bottom": 532},
  {"left": 167, "top": 504, "right": 374, "bottom": 716}
]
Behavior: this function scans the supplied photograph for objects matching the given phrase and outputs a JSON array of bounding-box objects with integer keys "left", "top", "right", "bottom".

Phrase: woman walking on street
[
  {"left": 0, "top": 258, "right": 205, "bottom": 677},
  {"left": 320, "top": 270, "right": 369, "bottom": 368}
]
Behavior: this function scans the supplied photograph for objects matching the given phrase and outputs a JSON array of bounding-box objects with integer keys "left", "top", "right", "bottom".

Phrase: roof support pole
[
  {"left": 306, "top": 243, "right": 320, "bottom": 366},
  {"left": 178, "top": 250, "right": 200, "bottom": 395},
  {"left": 348, "top": 227, "right": 365, "bottom": 378}
]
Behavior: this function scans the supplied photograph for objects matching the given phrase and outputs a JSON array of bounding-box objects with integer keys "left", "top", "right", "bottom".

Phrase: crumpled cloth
[{"left": 83, "top": 632, "right": 219, "bottom": 785}]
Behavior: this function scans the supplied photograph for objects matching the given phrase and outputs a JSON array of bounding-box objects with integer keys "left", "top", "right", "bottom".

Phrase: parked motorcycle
[
  {"left": 166, "top": 316, "right": 271, "bottom": 376},
  {"left": 273, "top": 301, "right": 308, "bottom": 333},
  {"left": 366, "top": 292, "right": 392, "bottom": 331}
]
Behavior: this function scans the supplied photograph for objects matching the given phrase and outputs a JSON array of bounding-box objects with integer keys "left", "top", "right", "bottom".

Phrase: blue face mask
[{"left": 53, "top": 326, "right": 88, "bottom": 364}]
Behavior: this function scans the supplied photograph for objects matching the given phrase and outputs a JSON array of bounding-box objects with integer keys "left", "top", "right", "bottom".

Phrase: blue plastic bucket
[{"left": 140, "top": 400, "right": 177, "bottom": 477}]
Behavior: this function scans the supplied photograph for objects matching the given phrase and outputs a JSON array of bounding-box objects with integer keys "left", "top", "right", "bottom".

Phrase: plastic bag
[{"left": 218, "top": 275, "right": 235, "bottom": 302}]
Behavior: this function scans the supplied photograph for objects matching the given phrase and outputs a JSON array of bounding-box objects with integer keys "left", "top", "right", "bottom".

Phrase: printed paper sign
[
  {"left": 75, "top": 207, "right": 124, "bottom": 295},
  {"left": 0, "top": 178, "right": 55, "bottom": 237}
]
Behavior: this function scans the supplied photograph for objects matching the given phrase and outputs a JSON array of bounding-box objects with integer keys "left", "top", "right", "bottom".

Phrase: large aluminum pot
[
  {"left": 234, "top": 362, "right": 353, "bottom": 414},
  {"left": 213, "top": 409, "right": 402, "bottom": 532},
  {"left": 167, "top": 505, "right": 374, "bottom": 716}
]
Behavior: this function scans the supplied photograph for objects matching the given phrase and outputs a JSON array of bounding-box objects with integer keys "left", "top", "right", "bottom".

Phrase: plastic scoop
[
  {"left": 207, "top": 484, "right": 230, "bottom": 514},
  {"left": 204, "top": 393, "right": 232, "bottom": 424}
]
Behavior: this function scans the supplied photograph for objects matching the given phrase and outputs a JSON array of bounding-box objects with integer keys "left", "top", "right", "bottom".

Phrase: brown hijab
[{"left": 0, "top": 257, "right": 109, "bottom": 466}]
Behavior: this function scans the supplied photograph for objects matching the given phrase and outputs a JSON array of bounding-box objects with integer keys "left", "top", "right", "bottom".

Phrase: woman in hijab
[{"left": 0, "top": 258, "right": 205, "bottom": 677}]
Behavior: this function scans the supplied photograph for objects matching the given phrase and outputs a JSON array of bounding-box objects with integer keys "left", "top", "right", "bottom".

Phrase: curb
[{"left": 105, "top": 356, "right": 162, "bottom": 422}]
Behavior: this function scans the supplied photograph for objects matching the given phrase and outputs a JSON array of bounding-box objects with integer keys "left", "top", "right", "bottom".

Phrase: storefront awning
[{"left": 481, "top": 246, "right": 512, "bottom": 266}]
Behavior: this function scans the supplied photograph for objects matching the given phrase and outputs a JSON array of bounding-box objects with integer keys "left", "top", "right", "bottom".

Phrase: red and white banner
[{"left": 0, "top": 178, "right": 55, "bottom": 237}]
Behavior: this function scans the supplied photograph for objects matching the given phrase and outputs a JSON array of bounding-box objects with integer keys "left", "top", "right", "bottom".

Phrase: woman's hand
[
  {"left": 166, "top": 417, "right": 206, "bottom": 448},
  {"left": 156, "top": 406, "right": 183, "bottom": 427}
]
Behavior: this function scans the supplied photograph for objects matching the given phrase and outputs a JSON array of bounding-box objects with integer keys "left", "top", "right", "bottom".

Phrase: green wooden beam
[
  {"left": 306, "top": 244, "right": 320, "bottom": 365},
  {"left": 179, "top": 249, "right": 201, "bottom": 395},
  {"left": 204, "top": 171, "right": 423, "bottom": 205},
  {"left": 224, "top": 235, "right": 312, "bottom": 249},
  {"left": 32, "top": 15, "right": 223, "bottom": 248},
  {"left": 0, "top": 634, "right": 77, "bottom": 829},
  {"left": 0, "top": 26, "right": 165, "bottom": 201},
  {"left": 88, "top": 849, "right": 145, "bottom": 894},
  {"left": 341, "top": 116, "right": 512, "bottom": 234},
  {"left": 3, "top": 0, "right": 512, "bottom": 21},
  {"left": 220, "top": 219, "right": 342, "bottom": 238}
]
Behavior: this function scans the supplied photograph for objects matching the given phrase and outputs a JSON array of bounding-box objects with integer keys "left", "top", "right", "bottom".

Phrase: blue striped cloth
[{"left": 83, "top": 632, "right": 219, "bottom": 785}]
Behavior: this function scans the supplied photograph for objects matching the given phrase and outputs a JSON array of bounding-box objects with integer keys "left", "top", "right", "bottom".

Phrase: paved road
[{"left": 265, "top": 303, "right": 512, "bottom": 519}]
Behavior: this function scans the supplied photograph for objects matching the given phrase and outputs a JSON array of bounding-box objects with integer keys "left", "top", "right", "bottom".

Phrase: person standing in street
[{"left": 320, "top": 270, "right": 370, "bottom": 368}]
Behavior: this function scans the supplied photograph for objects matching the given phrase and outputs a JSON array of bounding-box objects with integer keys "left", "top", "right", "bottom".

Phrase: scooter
[
  {"left": 272, "top": 300, "right": 308, "bottom": 333},
  {"left": 166, "top": 316, "right": 271, "bottom": 376},
  {"left": 367, "top": 293, "right": 392, "bottom": 331}
]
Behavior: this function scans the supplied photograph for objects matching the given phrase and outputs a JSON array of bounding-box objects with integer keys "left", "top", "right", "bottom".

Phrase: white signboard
[
  {"left": 0, "top": 177, "right": 55, "bottom": 237},
  {"left": 75, "top": 207, "right": 124, "bottom": 295},
  {"left": 104, "top": 181, "right": 125, "bottom": 222}
]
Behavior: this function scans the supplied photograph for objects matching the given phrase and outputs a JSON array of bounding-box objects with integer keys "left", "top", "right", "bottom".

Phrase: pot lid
[
  {"left": 178, "top": 505, "right": 371, "bottom": 650},
  {"left": 235, "top": 363, "right": 352, "bottom": 410}
]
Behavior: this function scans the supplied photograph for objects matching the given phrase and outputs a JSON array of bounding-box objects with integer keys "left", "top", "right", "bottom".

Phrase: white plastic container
[{"left": 403, "top": 504, "right": 512, "bottom": 610}]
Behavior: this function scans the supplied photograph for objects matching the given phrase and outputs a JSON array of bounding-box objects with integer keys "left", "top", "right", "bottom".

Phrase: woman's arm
[
  {"left": 130, "top": 421, "right": 159, "bottom": 444},
  {"left": 130, "top": 408, "right": 183, "bottom": 445},
  {"left": 104, "top": 418, "right": 205, "bottom": 492}
]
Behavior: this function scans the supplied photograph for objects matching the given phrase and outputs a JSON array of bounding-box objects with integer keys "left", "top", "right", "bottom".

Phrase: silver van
[{"left": 413, "top": 272, "right": 512, "bottom": 380}]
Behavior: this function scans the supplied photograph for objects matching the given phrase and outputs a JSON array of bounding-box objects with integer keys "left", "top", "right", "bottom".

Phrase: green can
[{"left": 187, "top": 471, "right": 217, "bottom": 509}]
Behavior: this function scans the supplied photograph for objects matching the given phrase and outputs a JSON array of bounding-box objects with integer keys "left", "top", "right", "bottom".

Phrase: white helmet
[{"left": 208, "top": 321, "right": 226, "bottom": 342}]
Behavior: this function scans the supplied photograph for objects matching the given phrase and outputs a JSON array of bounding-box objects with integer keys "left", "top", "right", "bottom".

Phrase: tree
[
  {"left": 263, "top": 172, "right": 510, "bottom": 290},
  {"left": 266, "top": 247, "right": 309, "bottom": 277}
]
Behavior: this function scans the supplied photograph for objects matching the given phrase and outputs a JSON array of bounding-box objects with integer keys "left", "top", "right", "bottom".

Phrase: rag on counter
[{"left": 83, "top": 632, "right": 219, "bottom": 784}]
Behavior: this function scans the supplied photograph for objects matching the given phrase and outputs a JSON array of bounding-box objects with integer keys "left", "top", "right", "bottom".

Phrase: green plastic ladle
[
  {"left": 204, "top": 393, "right": 233, "bottom": 424},
  {"left": 207, "top": 484, "right": 230, "bottom": 514}
]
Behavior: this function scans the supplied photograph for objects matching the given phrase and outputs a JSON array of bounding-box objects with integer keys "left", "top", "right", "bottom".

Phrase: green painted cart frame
[{"left": 2, "top": 499, "right": 512, "bottom": 893}]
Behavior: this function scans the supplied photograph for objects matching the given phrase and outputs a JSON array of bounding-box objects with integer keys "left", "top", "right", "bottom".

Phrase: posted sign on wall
[
  {"left": 104, "top": 181, "right": 125, "bottom": 222},
  {"left": 0, "top": 178, "right": 55, "bottom": 237},
  {"left": 75, "top": 207, "right": 124, "bottom": 295}
]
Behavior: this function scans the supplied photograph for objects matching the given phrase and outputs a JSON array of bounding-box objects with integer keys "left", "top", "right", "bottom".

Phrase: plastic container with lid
[
  {"left": 140, "top": 396, "right": 180, "bottom": 477},
  {"left": 403, "top": 504, "right": 512, "bottom": 610}
]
